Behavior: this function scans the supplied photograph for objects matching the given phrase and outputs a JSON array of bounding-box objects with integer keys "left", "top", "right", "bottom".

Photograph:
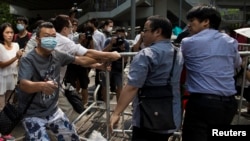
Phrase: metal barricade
[
  {"left": 72, "top": 49, "right": 250, "bottom": 140},
  {"left": 237, "top": 41, "right": 250, "bottom": 124},
  {"left": 72, "top": 52, "right": 137, "bottom": 140},
  {"left": 103, "top": 52, "right": 138, "bottom": 140},
  {"left": 238, "top": 43, "right": 250, "bottom": 51}
]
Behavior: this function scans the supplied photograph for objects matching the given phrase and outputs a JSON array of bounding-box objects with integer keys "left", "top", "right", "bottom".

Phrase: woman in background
[{"left": 0, "top": 23, "right": 23, "bottom": 110}]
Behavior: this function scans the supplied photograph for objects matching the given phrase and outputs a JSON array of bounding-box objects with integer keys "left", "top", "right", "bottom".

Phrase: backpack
[{"left": 13, "top": 32, "right": 32, "bottom": 42}]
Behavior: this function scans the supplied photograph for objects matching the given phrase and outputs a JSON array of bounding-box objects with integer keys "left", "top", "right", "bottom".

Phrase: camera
[
  {"left": 71, "top": 3, "right": 82, "bottom": 13},
  {"left": 114, "top": 36, "right": 124, "bottom": 46},
  {"left": 85, "top": 31, "right": 92, "bottom": 40},
  {"left": 112, "top": 36, "right": 125, "bottom": 52}
]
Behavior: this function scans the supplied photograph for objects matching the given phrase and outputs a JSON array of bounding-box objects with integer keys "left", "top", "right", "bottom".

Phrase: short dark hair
[
  {"left": 72, "top": 18, "right": 78, "bottom": 24},
  {"left": 99, "top": 19, "right": 113, "bottom": 29},
  {"left": 186, "top": 5, "right": 221, "bottom": 30},
  {"left": 88, "top": 18, "right": 99, "bottom": 28},
  {"left": 0, "top": 23, "right": 13, "bottom": 44},
  {"left": 53, "top": 14, "right": 70, "bottom": 33},
  {"left": 16, "top": 16, "right": 29, "bottom": 25},
  {"left": 115, "top": 27, "right": 125, "bottom": 33},
  {"left": 104, "top": 19, "right": 113, "bottom": 26},
  {"left": 36, "top": 22, "right": 54, "bottom": 37},
  {"left": 147, "top": 15, "right": 172, "bottom": 38},
  {"left": 82, "top": 26, "right": 94, "bottom": 34}
]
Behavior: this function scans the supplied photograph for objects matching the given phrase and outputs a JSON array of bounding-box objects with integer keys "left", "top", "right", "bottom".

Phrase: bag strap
[
  {"left": 27, "top": 32, "right": 32, "bottom": 39},
  {"left": 13, "top": 34, "right": 18, "bottom": 41},
  {"left": 167, "top": 48, "right": 177, "bottom": 84},
  {"left": 7, "top": 86, "right": 36, "bottom": 115}
]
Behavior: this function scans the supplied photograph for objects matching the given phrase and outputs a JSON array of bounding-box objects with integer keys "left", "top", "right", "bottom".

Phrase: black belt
[{"left": 190, "top": 93, "right": 235, "bottom": 101}]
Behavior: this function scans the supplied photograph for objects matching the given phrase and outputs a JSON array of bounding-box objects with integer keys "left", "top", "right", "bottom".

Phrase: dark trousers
[
  {"left": 182, "top": 93, "right": 238, "bottom": 141},
  {"left": 132, "top": 126, "right": 172, "bottom": 141}
]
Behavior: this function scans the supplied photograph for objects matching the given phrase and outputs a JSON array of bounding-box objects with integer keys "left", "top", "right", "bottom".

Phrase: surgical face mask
[
  {"left": 40, "top": 37, "right": 57, "bottom": 51},
  {"left": 16, "top": 24, "right": 25, "bottom": 31},
  {"left": 107, "top": 27, "right": 113, "bottom": 32}
]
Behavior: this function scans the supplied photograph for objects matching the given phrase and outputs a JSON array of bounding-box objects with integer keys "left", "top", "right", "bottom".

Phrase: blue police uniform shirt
[
  {"left": 128, "top": 40, "right": 184, "bottom": 133},
  {"left": 181, "top": 29, "right": 242, "bottom": 96}
]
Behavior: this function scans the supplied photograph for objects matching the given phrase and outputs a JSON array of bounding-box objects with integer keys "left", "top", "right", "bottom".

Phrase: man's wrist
[{"left": 113, "top": 111, "right": 120, "bottom": 116}]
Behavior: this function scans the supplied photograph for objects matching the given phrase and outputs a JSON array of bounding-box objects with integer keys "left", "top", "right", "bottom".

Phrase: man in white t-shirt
[
  {"left": 53, "top": 15, "right": 120, "bottom": 83},
  {"left": 51, "top": 15, "right": 120, "bottom": 119}
]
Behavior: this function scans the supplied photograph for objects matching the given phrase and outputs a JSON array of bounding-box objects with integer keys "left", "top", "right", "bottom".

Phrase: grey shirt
[
  {"left": 18, "top": 49, "right": 74, "bottom": 118},
  {"left": 128, "top": 40, "right": 184, "bottom": 133}
]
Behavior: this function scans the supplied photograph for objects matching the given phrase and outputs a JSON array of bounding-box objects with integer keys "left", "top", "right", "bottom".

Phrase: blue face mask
[
  {"left": 40, "top": 37, "right": 57, "bottom": 51},
  {"left": 16, "top": 24, "right": 24, "bottom": 31}
]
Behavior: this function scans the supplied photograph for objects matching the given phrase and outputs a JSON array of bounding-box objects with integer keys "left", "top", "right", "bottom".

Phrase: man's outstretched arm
[{"left": 85, "top": 49, "right": 121, "bottom": 61}]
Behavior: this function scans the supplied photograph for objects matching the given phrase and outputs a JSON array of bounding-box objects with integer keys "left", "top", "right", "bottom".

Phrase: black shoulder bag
[
  {"left": 138, "top": 49, "right": 177, "bottom": 130},
  {"left": 0, "top": 87, "right": 36, "bottom": 135},
  {"left": 62, "top": 79, "right": 85, "bottom": 114}
]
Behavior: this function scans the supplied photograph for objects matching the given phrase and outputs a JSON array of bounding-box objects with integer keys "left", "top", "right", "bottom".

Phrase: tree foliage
[{"left": 0, "top": 2, "right": 14, "bottom": 24}]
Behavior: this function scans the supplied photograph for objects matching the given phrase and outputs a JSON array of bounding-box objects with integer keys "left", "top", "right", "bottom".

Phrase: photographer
[
  {"left": 102, "top": 28, "right": 130, "bottom": 102},
  {"left": 78, "top": 26, "right": 95, "bottom": 50}
]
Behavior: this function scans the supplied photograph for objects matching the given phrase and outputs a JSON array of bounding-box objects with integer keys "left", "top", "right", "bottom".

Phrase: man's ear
[
  {"left": 155, "top": 28, "right": 162, "bottom": 37},
  {"left": 35, "top": 36, "right": 40, "bottom": 44},
  {"left": 203, "top": 19, "right": 210, "bottom": 28},
  {"left": 61, "top": 27, "right": 68, "bottom": 35}
]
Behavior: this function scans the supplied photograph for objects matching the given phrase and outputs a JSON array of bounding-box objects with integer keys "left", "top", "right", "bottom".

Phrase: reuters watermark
[{"left": 209, "top": 125, "right": 249, "bottom": 141}]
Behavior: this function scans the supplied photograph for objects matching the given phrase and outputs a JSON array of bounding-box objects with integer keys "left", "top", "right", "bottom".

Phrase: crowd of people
[{"left": 0, "top": 4, "right": 250, "bottom": 141}]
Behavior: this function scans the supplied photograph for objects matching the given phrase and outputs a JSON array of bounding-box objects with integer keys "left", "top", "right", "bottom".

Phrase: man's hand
[
  {"left": 110, "top": 37, "right": 117, "bottom": 45},
  {"left": 109, "top": 51, "right": 121, "bottom": 61},
  {"left": 42, "top": 80, "right": 58, "bottom": 95},
  {"left": 16, "top": 49, "right": 24, "bottom": 59},
  {"left": 93, "top": 63, "right": 111, "bottom": 71},
  {"left": 109, "top": 112, "right": 120, "bottom": 133}
]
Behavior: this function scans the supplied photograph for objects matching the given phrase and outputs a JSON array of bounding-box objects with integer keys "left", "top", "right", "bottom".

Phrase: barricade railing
[
  {"left": 237, "top": 50, "right": 250, "bottom": 124},
  {"left": 72, "top": 52, "right": 137, "bottom": 140},
  {"left": 73, "top": 50, "right": 250, "bottom": 140},
  {"left": 238, "top": 43, "right": 250, "bottom": 51},
  {"left": 105, "top": 52, "right": 137, "bottom": 140}
]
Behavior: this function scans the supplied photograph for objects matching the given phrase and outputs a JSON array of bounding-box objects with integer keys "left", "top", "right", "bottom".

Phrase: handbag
[
  {"left": 0, "top": 88, "right": 36, "bottom": 135},
  {"left": 138, "top": 49, "right": 177, "bottom": 130},
  {"left": 64, "top": 88, "right": 85, "bottom": 114}
]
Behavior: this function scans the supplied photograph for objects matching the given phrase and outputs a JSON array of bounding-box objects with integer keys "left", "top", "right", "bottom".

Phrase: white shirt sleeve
[{"left": 56, "top": 33, "right": 87, "bottom": 56}]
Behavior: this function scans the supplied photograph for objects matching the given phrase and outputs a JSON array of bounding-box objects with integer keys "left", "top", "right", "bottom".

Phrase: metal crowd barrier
[
  {"left": 72, "top": 48, "right": 250, "bottom": 140},
  {"left": 238, "top": 43, "right": 250, "bottom": 51},
  {"left": 72, "top": 52, "right": 137, "bottom": 140},
  {"left": 237, "top": 43, "right": 250, "bottom": 124},
  {"left": 106, "top": 52, "right": 137, "bottom": 140}
]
